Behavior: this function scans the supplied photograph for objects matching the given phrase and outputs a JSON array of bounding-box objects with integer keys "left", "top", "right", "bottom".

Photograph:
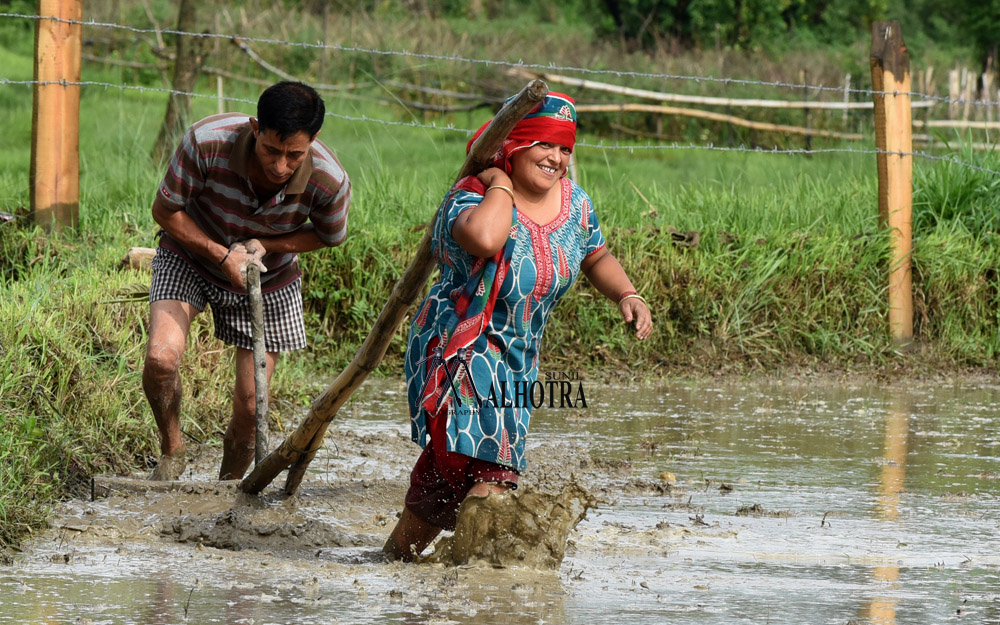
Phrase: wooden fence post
[
  {"left": 801, "top": 69, "right": 812, "bottom": 150},
  {"left": 30, "top": 0, "right": 82, "bottom": 230},
  {"left": 983, "top": 72, "right": 993, "bottom": 122},
  {"left": 870, "top": 20, "right": 914, "bottom": 345},
  {"left": 948, "top": 69, "right": 959, "bottom": 119},
  {"left": 842, "top": 73, "right": 851, "bottom": 125},
  {"left": 963, "top": 69, "right": 974, "bottom": 121},
  {"left": 922, "top": 66, "right": 934, "bottom": 130}
]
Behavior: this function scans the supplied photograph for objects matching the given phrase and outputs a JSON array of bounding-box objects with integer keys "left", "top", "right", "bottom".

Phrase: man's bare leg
[
  {"left": 219, "top": 347, "right": 277, "bottom": 480},
  {"left": 143, "top": 299, "right": 198, "bottom": 480}
]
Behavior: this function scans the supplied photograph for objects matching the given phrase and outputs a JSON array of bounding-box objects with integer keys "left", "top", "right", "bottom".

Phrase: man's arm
[
  {"left": 153, "top": 196, "right": 263, "bottom": 289},
  {"left": 153, "top": 195, "right": 229, "bottom": 265},
  {"left": 253, "top": 225, "right": 328, "bottom": 255}
]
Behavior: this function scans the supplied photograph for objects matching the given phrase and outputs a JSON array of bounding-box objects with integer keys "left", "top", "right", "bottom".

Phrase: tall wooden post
[
  {"left": 30, "top": 0, "right": 82, "bottom": 230},
  {"left": 870, "top": 21, "right": 913, "bottom": 344}
]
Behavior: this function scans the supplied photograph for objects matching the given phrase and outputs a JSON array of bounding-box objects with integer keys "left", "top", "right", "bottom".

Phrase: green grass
[{"left": 2, "top": 11, "right": 999, "bottom": 553}]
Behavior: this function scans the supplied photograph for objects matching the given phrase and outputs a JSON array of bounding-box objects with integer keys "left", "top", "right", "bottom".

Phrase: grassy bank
[{"left": 2, "top": 15, "right": 999, "bottom": 553}]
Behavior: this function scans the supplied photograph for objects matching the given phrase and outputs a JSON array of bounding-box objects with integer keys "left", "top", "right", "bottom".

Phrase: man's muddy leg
[
  {"left": 219, "top": 347, "right": 277, "bottom": 480},
  {"left": 144, "top": 299, "right": 198, "bottom": 480}
]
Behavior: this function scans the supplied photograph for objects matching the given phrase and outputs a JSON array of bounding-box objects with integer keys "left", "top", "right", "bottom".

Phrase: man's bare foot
[{"left": 149, "top": 453, "right": 186, "bottom": 481}]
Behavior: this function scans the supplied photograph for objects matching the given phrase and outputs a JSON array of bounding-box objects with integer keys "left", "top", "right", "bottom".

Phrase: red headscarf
[{"left": 464, "top": 91, "right": 577, "bottom": 174}]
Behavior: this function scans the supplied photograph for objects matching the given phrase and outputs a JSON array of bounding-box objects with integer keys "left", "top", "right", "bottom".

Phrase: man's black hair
[{"left": 256, "top": 81, "right": 325, "bottom": 140}]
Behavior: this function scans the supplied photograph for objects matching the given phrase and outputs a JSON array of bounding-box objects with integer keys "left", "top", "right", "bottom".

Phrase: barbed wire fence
[
  {"left": 3, "top": 10, "right": 998, "bottom": 180},
  {"left": 6, "top": 11, "right": 1000, "bottom": 106},
  {"left": 7, "top": 77, "right": 998, "bottom": 177},
  {"left": 5, "top": 15, "right": 998, "bottom": 193},
  {"left": 7, "top": 9, "right": 998, "bottom": 343}
]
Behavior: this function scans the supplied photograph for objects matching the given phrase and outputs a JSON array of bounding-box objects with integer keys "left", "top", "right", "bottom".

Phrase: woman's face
[{"left": 509, "top": 142, "right": 571, "bottom": 194}]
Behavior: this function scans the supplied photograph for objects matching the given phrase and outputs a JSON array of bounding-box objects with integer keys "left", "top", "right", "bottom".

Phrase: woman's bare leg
[
  {"left": 467, "top": 482, "right": 510, "bottom": 498},
  {"left": 383, "top": 506, "right": 442, "bottom": 562}
]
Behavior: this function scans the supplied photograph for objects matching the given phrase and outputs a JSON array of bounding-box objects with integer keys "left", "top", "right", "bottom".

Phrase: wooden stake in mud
[
  {"left": 246, "top": 265, "right": 269, "bottom": 465},
  {"left": 240, "top": 79, "right": 549, "bottom": 496},
  {"left": 870, "top": 21, "right": 913, "bottom": 345},
  {"left": 30, "top": 0, "right": 82, "bottom": 230}
]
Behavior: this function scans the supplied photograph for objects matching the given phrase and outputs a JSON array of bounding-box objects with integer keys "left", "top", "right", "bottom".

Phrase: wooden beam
[
  {"left": 30, "top": 0, "right": 82, "bottom": 230},
  {"left": 913, "top": 119, "right": 1000, "bottom": 130},
  {"left": 870, "top": 20, "right": 913, "bottom": 345},
  {"left": 510, "top": 67, "right": 935, "bottom": 110},
  {"left": 577, "top": 103, "right": 864, "bottom": 141}
]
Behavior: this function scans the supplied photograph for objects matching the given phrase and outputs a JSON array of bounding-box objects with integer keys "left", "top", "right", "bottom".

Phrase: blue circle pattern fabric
[{"left": 404, "top": 177, "right": 606, "bottom": 473}]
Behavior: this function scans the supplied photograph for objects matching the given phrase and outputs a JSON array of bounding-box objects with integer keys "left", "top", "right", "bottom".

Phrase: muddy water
[{"left": 3, "top": 377, "right": 1000, "bottom": 624}]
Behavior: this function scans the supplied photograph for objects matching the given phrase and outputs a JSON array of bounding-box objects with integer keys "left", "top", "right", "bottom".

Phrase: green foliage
[
  {"left": 913, "top": 140, "right": 1000, "bottom": 234},
  {"left": 891, "top": 0, "right": 998, "bottom": 67},
  {"left": 960, "top": 0, "right": 1000, "bottom": 64},
  {"left": 0, "top": 2, "right": 35, "bottom": 56},
  {"left": 577, "top": 0, "right": 889, "bottom": 51}
]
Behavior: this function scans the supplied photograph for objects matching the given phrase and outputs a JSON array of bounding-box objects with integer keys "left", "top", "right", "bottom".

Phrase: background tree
[
  {"left": 961, "top": 0, "right": 1000, "bottom": 71},
  {"left": 151, "top": 0, "right": 208, "bottom": 162}
]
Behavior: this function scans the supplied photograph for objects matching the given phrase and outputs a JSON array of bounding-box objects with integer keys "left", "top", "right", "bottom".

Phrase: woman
[{"left": 384, "top": 92, "right": 652, "bottom": 561}]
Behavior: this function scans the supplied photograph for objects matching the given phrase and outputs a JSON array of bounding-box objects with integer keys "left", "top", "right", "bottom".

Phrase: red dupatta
[{"left": 418, "top": 175, "right": 517, "bottom": 415}]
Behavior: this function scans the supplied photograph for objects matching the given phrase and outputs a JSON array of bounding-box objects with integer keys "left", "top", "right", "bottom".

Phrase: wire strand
[
  {"left": 5, "top": 77, "right": 998, "bottom": 175},
  {"left": 0, "top": 78, "right": 473, "bottom": 133}
]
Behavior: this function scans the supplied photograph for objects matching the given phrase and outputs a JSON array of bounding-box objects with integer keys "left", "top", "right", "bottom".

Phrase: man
[{"left": 143, "top": 81, "right": 351, "bottom": 481}]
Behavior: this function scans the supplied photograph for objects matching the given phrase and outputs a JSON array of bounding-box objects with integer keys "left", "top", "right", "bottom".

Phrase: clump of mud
[
  {"left": 424, "top": 482, "right": 596, "bottom": 569},
  {"left": 162, "top": 495, "right": 365, "bottom": 552},
  {"left": 735, "top": 503, "right": 794, "bottom": 518}
]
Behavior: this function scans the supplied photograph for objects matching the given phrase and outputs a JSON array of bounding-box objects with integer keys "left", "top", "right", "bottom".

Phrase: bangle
[
  {"left": 486, "top": 185, "right": 515, "bottom": 203},
  {"left": 617, "top": 290, "right": 637, "bottom": 304},
  {"left": 218, "top": 247, "right": 233, "bottom": 267},
  {"left": 618, "top": 293, "right": 647, "bottom": 308}
]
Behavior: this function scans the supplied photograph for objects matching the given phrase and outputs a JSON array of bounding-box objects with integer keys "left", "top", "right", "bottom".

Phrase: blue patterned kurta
[{"left": 404, "top": 177, "right": 606, "bottom": 473}]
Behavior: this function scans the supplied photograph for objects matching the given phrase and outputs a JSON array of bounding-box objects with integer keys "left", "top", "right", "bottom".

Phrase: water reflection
[
  {"left": 862, "top": 391, "right": 910, "bottom": 625},
  {"left": 144, "top": 575, "right": 178, "bottom": 624}
]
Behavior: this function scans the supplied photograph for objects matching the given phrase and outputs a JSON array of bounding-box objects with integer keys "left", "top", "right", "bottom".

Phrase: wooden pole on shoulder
[
  {"left": 870, "top": 20, "right": 913, "bottom": 345},
  {"left": 30, "top": 0, "right": 82, "bottom": 230},
  {"left": 239, "top": 80, "right": 549, "bottom": 496}
]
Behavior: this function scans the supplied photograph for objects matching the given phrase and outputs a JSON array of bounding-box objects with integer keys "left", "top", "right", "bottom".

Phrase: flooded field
[{"left": 2, "top": 376, "right": 999, "bottom": 624}]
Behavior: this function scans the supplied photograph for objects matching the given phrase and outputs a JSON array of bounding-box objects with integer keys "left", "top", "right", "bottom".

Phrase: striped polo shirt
[{"left": 157, "top": 112, "right": 351, "bottom": 292}]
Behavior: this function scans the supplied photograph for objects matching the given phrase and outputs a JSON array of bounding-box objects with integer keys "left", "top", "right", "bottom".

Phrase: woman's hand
[
  {"left": 619, "top": 296, "right": 653, "bottom": 340},
  {"left": 476, "top": 167, "right": 512, "bottom": 190},
  {"left": 581, "top": 249, "right": 653, "bottom": 340},
  {"left": 453, "top": 168, "right": 517, "bottom": 257}
]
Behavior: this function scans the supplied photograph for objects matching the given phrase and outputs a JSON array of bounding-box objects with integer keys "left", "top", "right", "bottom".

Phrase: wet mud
[
  {"left": 52, "top": 424, "right": 609, "bottom": 566},
  {"left": 5, "top": 378, "right": 1000, "bottom": 625},
  {"left": 163, "top": 496, "right": 364, "bottom": 552}
]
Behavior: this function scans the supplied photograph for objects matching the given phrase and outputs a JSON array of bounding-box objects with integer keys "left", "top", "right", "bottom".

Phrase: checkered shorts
[{"left": 149, "top": 247, "right": 307, "bottom": 352}]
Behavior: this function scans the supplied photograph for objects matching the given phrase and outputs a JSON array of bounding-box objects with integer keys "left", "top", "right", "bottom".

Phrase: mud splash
[{"left": 425, "top": 483, "right": 597, "bottom": 569}]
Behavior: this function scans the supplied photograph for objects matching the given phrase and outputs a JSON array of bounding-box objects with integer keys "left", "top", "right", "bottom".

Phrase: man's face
[{"left": 249, "top": 118, "right": 314, "bottom": 186}]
